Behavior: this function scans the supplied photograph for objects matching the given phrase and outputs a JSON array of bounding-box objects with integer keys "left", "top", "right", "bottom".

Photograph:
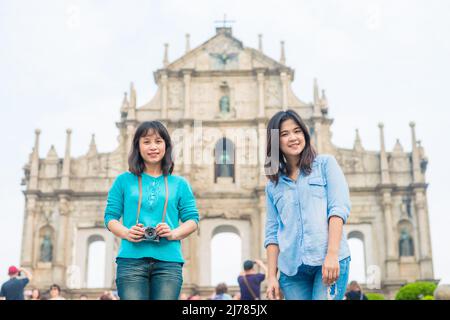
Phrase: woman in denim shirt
[
  {"left": 104, "top": 121, "right": 199, "bottom": 300},
  {"left": 264, "top": 110, "right": 351, "bottom": 300}
]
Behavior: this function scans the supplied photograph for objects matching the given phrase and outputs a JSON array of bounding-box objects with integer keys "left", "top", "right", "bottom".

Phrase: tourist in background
[
  {"left": 237, "top": 259, "right": 267, "bottom": 300},
  {"left": 212, "top": 283, "right": 232, "bottom": 300},
  {"left": 30, "top": 288, "right": 41, "bottom": 300},
  {"left": 0, "top": 266, "right": 33, "bottom": 300},
  {"left": 187, "top": 289, "right": 202, "bottom": 300},
  {"left": 345, "top": 281, "right": 368, "bottom": 300},
  {"left": 48, "top": 284, "right": 65, "bottom": 300}
]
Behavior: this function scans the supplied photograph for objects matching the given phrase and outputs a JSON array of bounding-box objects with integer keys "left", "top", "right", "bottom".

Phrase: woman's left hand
[
  {"left": 322, "top": 253, "right": 340, "bottom": 285},
  {"left": 156, "top": 223, "right": 178, "bottom": 241}
]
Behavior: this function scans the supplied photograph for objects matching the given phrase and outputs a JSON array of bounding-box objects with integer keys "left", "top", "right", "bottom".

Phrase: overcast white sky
[{"left": 1, "top": 0, "right": 449, "bottom": 288}]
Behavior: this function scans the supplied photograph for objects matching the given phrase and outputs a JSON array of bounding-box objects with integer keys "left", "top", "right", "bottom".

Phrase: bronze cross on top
[{"left": 214, "top": 14, "right": 235, "bottom": 28}]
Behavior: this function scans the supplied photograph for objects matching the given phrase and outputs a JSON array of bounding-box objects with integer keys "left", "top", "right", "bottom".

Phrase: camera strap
[
  {"left": 135, "top": 174, "right": 169, "bottom": 225},
  {"left": 242, "top": 275, "right": 259, "bottom": 300}
]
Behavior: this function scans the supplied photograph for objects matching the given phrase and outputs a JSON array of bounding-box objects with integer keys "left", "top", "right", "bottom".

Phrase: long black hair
[
  {"left": 128, "top": 121, "right": 174, "bottom": 176},
  {"left": 265, "top": 109, "right": 316, "bottom": 185}
]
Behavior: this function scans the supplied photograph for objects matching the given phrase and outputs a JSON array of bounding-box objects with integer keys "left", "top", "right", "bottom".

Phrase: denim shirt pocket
[
  {"left": 273, "top": 190, "right": 291, "bottom": 225},
  {"left": 308, "top": 176, "right": 327, "bottom": 199}
]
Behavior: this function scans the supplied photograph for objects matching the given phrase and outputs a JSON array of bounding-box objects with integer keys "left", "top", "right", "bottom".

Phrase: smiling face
[
  {"left": 139, "top": 130, "right": 166, "bottom": 166},
  {"left": 279, "top": 118, "right": 306, "bottom": 159}
]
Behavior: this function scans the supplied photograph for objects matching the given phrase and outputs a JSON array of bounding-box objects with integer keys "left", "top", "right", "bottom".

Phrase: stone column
[
  {"left": 126, "top": 124, "right": 135, "bottom": 160},
  {"left": 29, "top": 129, "right": 41, "bottom": 190},
  {"left": 312, "top": 79, "right": 323, "bottom": 153},
  {"left": 183, "top": 123, "right": 191, "bottom": 180},
  {"left": 54, "top": 194, "right": 70, "bottom": 286},
  {"left": 414, "top": 189, "right": 433, "bottom": 279},
  {"left": 257, "top": 122, "right": 266, "bottom": 186},
  {"left": 61, "top": 129, "right": 72, "bottom": 190},
  {"left": 410, "top": 122, "right": 423, "bottom": 183},
  {"left": 379, "top": 123, "right": 391, "bottom": 184},
  {"left": 313, "top": 121, "right": 322, "bottom": 153},
  {"left": 21, "top": 194, "right": 38, "bottom": 267},
  {"left": 257, "top": 71, "right": 265, "bottom": 117},
  {"left": 382, "top": 190, "right": 399, "bottom": 279},
  {"left": 280, "top": 72, "right": 288, "bottom": 110},
  {"left": 161, "top": 72, "right": 168, "bottom": 119},
  {"left": 183, "top": 70, "right": 192, "bottom": 118},
  {"left": 188, "top": 231, "right": 199, "bottom": 286}
]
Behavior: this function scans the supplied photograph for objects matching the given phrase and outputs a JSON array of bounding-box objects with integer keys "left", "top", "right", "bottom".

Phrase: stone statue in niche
[
  {"left": 399, "top": 228, "right": 414, "bottom": 257},
  {"left": 219, "top": 95, "right": 230, "bottom": 114},
  {"left": 40, "top": 233, "right": 53, "bottom": 262}
]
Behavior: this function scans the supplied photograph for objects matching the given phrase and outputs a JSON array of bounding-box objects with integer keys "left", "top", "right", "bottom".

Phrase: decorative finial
[
  {"left": 410, "top": 121, "right": 417, "bottom": 148},
  {"left": 313, "top": 78, "right": 319, "bottom": 104},
  {"left": 130, "top": 82, "right": 137, "bottom": 108},
  {"left": 87, "top": 133, "right": 98, "bottom": 156},
  {"left": 393, "top": 139, "right": 404, "bottom": 153},
  {"left": 321, "top": 89, "right": 328, "bottom": 113},
  {"left": 185, "top": 33, "right": 190, "bottom": 53},
  {"left": 353, "top": 129, "right": 364, "bottom": 151},
  {"left": 46, "top": 145, "right": 58, "bottom": 160},
  {"left": 163, "top": 43, "right": 169, "bottom": 67},
  {"left": 258, "top": 34, "right": 263, "bottom": 52},
  {"left": 280, "top": 41, "right": 286, "bottom": 64}
]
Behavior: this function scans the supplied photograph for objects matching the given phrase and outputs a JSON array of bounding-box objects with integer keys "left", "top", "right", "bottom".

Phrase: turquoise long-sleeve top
[{"left": 104, "top": 172, "right": 199, "bottom": 263}]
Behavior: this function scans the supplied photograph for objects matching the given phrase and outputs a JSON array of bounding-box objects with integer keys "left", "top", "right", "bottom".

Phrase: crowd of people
[
  {"left": 1, "top": 261, "right": 369, "bottom": 300},
  {"left": 0, "top": 265, "right": 120, "bottom": 300}
]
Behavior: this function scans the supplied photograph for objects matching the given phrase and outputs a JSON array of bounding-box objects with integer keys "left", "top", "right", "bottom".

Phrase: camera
[{"left": 142, "top": 226, "right": 160, "bottom": 243}]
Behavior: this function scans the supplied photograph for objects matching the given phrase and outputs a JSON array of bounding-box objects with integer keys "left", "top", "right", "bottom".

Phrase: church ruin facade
[{"left": 20, "top": 27, "right": 434, "bottom": 299}]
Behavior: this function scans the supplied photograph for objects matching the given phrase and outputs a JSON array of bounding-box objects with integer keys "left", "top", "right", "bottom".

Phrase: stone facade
[{"left": 20, "top": 27, "right": 434, "bottom": 299}]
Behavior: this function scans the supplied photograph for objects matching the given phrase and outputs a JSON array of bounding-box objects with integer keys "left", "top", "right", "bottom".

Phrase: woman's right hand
[
  {"left": 124, "top": 223, "right": 145, "bottom": 242},
  {"left": 266, "top": 277, "right": 281, "bottom": 300}
]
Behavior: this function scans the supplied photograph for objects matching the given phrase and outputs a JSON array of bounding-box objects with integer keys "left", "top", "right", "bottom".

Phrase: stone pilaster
[
  {"left": 126, "top": 124, "right": 135, "bottom": 162},
  {"left": 29, "top": 129, "right": 41, "bottom": 190},
  {"left": 257, "top": 121, "right": 266, "bottom": 187},
  {"left": 280, "top": 71, "right": 288, "bottom": 110},
  {"left": 161, "top": 71, "right": 168, "bottom": 119},
  {"left": 257, "top": 70, "right": 265, "bottom": 118},
  {"left": 21, "top": 194, "right": 38, "bottom": 267},
  {"left": 183, "top": 70, "right": 192, "bottom": 118},
  {"left": 61, "top": 129, "right": 72, "bottom": 190},
  {"left": 414, "top": 188, "right": 434, "bottom": 279},
  {"left": 182, "top": 123, "right": 192, "bottom": 180},
  {"left": 410, "top": 122, "right": 423, "bottom": 183},
  {"left": 381, "top": 189, "right": 399, "bottom": 279},
  {"left": 54, "top": 194, "right": 70, "bottom": 287}
]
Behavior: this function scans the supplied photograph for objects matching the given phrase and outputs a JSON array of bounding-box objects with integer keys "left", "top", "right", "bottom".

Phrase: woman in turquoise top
[
  {"left": 104, "top": 121, "right": 199, "bottom": 300},
  {"left": 264, "top": 110, "right": 351, "bottom": 300}
]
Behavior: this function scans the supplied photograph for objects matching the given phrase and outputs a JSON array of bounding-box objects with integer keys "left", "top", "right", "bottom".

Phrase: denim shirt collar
[{"left": 279, "top": 158, "right": 319, "bottom": 183}]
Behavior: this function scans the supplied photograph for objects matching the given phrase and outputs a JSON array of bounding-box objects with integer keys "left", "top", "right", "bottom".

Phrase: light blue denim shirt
[{"left": 264, "top": 154, "right": 351, "bottom": 276}]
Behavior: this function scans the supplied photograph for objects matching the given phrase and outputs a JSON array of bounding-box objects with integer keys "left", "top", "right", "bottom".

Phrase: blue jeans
[
  {"left": 115, "top": 257, "right": 183, "bottom": 300},
  {"left": 279, "top": 256, "right": 351, "bottom": 300}
]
